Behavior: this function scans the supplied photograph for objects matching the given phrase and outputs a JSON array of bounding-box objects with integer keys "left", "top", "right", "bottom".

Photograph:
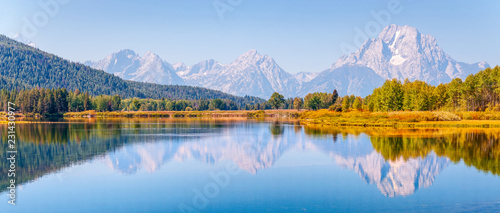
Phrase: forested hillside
[
  {"left": 0, "top": 35, "right": 263, "bottom": 105},
  {"left": 367, "top": 66, "right": 500, "bottom": 112}
]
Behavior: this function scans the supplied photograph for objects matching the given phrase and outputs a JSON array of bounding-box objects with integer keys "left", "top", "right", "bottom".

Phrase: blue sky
[{"left": 1, "top": 0, "right": 498, "bottom": 73}]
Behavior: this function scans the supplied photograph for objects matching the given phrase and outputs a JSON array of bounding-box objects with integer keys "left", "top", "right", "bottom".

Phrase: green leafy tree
[
  {"left": 352, "top": 97, "right": 362, "bottom": 110},
  {"left": 209, "top": 99, "right": 225, "bottom": 110},
  {"left": 293, "top": 97, "right": 303, "bottom": 110},
  {"left": 268, "top": 92, "right": 285, "bottom": 109},
  {"left": 111, "top": 95, "right": 122, "bottom": 111},
  {"left": 198, "top": 100, "right": 209, "bottom": 111},
  {"left": 341, "top": 96, "right": 350, "bottom": 112},
  {"left": 308, "top": 96, "right": 321, "bottom": 110}
]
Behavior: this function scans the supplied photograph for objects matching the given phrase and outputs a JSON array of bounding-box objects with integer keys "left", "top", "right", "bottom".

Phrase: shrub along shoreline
[
  {"left": 5, "top": 109, "right": 500, "bottom": 128},
  {"left": 299, "top": 110, "right": 500, "bottom": 128},
  {"left": 62, "top": 110, "right": 302, "bottom": 119}
]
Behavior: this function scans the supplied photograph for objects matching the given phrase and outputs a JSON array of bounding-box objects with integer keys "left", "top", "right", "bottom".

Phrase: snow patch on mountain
[
  {"left": 390, "top": 53, "right": 407, "bottom": 65},
  {"left": 294, "top": 72, "right": 318, "bottom": 83}
]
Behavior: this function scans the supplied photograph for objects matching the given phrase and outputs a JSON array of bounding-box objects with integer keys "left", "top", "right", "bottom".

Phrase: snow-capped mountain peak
[
  {"left": 331, "top": 24, "right": 489, "bottom": 85},
  {"left": 12, "top": 33, "right": 37, "bottom": 48},
  {"left": 238, "top": 49, "right": 260, "bottom": 60},
  {"left": 172, "top": 62, "right": 188, "bottom": 72},
  {"left": 176, "top": 50, "right": 299, "bottom": 98},
  {"left": 232, "top": 49, "right": 274, "bottom": 66},
  {"left": 84, "top": 49, "right": 185, "bottom": 85},
  {"left": 115, "top": 49, "right": 139, "bottom": 58},
  {"left": 143, "top": 51, "right": 158, "bottom": 59},
  {"left": 140, "top": 51, "right": 170, "bottom": 69},
  {"left": 86, "top": 25, "right": 489, "bottom": 98}
]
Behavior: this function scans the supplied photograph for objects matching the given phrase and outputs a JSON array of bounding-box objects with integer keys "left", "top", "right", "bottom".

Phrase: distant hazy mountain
[
  {"left": 178, "top": 50, "right": 301, "bottom": 98},
  {"left": 84, "top": 49, "right": 185, "bottom": 85},
  {"left": 171, "top": 62, "right": 188, "bottom": 73},
  {"left": 89, "top": 49, "right": 302, "bottom": 98},
  {"left": 87, "top": 25, "right": 489, "bottom": 98},
  {"left": 298, "top": 65, "right": 386, "bottom": 97},
  {"left": 12, "top": 33, "right": 37, "bottom": 48},
  {"left": 294, "top": 72, "right": 318, "bottom": 83}
]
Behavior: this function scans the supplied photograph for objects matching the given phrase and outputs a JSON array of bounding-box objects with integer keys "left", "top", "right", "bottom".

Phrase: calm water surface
[{"left": 1, "top": 119, "right": 500, "bottom": 212}]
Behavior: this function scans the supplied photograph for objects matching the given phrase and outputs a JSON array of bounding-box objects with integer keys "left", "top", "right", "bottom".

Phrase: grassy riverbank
[
  {"left": 5, "top": 109, "right": 500, "bottom": 128},
  {"left": 299, "top": 110, "right": 500, "bottom": 127},
  {"left": 63, "top": 110, "right": 302, "bottom": 119}
]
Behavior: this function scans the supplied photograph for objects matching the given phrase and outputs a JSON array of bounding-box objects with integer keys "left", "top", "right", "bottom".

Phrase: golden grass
[
  {"left": 299, "top": 110, "right": 500, "bottom": 127},
  {"left": 63, "top": 109, "right": 303, "bottom": 119},
  {"left": 6, "top": 109, "right": 500, "bottom": 128}
]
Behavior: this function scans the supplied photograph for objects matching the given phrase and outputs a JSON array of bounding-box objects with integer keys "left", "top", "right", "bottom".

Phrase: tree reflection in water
[{"left": 1, "top": 120, "right": 499, "bottom": 197}]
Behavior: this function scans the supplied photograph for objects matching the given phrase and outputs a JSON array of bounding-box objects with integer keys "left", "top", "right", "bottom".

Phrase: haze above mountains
[{"left": 83, "top": 25, "right": 489, "bottom": 99}]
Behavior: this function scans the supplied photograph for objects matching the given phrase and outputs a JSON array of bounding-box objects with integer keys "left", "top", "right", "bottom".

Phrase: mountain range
[
  {"left": 84, "top": 25, "right": 490, "bottom": 99},
  {"left": 0, "top": 34, "right": 263, "bottom": 104},
  {"left": 84, "top": 49, "right": 185, "bottom": 85}
]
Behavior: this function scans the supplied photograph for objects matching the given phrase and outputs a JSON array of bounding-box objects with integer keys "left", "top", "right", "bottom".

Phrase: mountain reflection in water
[{"left": 1, "top": 119, "right": 499, "bottom": 198}]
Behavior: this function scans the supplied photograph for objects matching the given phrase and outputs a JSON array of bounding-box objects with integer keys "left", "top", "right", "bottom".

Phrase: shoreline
[
  {"left": 299, "top": 110, "right": 500, "bottom": 128},
  {"left": 300, "top": 119, "right": 500, "bottom": 128},
  {"left": 62, "top": 109, "right": 302, "bottom": 119},
  {"left": 4, "top": 109, "right": 500, "bottom": 128},
  {"left": 0, "top": 110, "right": 302, "bottom": 124}
]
